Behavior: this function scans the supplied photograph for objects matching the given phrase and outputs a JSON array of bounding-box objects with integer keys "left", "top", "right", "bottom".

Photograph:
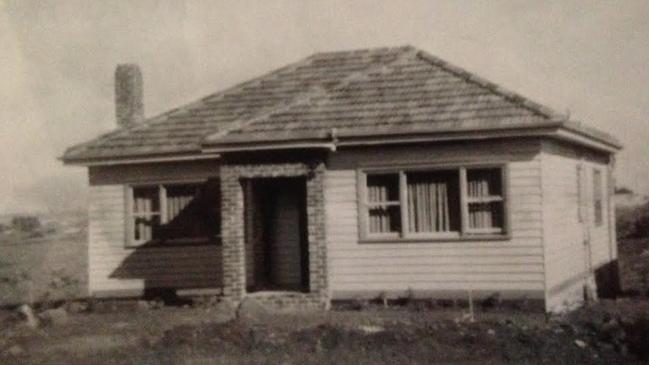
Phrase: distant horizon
[{"left": 2, "top": 1, "right": 649, "bottom": 213}]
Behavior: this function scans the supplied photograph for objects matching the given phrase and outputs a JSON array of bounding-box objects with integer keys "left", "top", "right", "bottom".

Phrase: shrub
[
  {"left": 617, "top": 206, "right": 640, "bottom": 238},
  {"left": 632, "top": 203, "right": 649, "bottom": 238},
  {"left": 615, "top": 186, "right": 634, "bottom": 194},
  {"left": 11, "top": 215, "right": 41, "bottom": 233},
  {"left": 617, "top": 203, "right": 649, "bottom": 239}
]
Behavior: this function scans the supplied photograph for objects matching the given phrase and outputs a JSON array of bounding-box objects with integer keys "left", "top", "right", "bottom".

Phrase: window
[
  {"left": 593, "top": 169, "right": 603, "bottom": 226},
  {"left": 359, "top": 165, "right": 507, "bottom": 240},
  {"left": 577, "top": 164, "right": 584, "bottom": 222},
  {"left": 466, "top": 168, "right": 505, "bottom": 234},
  {"left": 406, "top": 170, "right": 460, "bottom": 234},
  {"left": 366, "top": 174, "right": 401, "bottom": 235},
  {"left": 127, "top": 179, "right": 220, "bottom": 247}
]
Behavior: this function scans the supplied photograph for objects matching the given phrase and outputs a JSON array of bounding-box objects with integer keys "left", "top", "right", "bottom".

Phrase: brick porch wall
[{"left": 220, "top": 162, "right": 328, "bottom": 308}]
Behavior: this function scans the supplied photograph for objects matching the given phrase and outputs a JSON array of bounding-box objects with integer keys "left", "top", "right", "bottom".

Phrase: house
[{"left": 62, "top": 46, "right": 622, "bottom": 312}]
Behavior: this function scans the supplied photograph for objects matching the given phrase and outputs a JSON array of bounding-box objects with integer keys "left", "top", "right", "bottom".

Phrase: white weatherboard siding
[
  {"left": 541, "top": 141, "right": 615, "bottom": 311},
  {"left": 324, "top": 140, "right": 546, "bottom": 300},
  {"left": 87, "top": 161, "right": 222, "bottom": 296}
]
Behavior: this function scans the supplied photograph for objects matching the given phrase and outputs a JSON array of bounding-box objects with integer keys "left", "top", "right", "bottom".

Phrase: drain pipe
[{"left": 329, "top": 128, "right": 339, "bottom": 152}]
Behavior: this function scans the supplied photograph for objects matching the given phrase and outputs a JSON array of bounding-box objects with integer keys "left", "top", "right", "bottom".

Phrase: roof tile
[{"left": 62, "top": 45, "right": 619, "bottom": 162}]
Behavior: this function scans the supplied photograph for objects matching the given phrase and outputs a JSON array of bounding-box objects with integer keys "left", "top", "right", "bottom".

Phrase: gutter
[
  {"left": 60, "top": 153, "right": 221, "bottom": 167},
  {"left": 201, "top": 142, "right": 337, "bottom": 154},
  {"left": 202, "top": 123, "right": 621, "bottom": 155},
  {"left": 62, "top": 123, "right": 621, "bottom": 166}
]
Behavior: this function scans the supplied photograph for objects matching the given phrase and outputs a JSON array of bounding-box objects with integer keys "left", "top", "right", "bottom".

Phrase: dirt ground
[
  {"left": 1, "top": 299, "right": 648, "bottom": 365},
  {"left": 0, "top": 228, "right": 87, "bottom": 306}
]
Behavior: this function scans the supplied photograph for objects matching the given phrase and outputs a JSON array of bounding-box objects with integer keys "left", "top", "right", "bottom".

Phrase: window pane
[
  {"left": 367, "top": 174, "right": 399, "bottom": 203},
  {"left": 133, "top": 187, "right": 159, "bottom": 213},
  {"left": 166, "top": 184, "right": 198, "bottom": 222},
  {"left": 467, "top": 168, "right": 502, "bottom": 198},
  {"left": 593, "top": 170, "right": 603, "bottom": 226},
  {"left": 577, "top": 165, "right": 584, "bottom": 222},
  {"left": 466, "top": 168, "right": 504, "bottom": 233},
  {"left": 163, "top": 180, "right": 221, "bottom": 240},
  {"left": 134, "top": 214, "right": 161, "bottom": 242},
  {"left": 468, "top": 202, "right": 503, "bottom": 230},
  {"left": 369, "top": 206, "right": 401, "bottom": 234},
  {"left": 132, "top": 186, "right": 160, "bottom": 243},
  {"left": 406, "top": 170, "right": 460, "bottom": 233}
]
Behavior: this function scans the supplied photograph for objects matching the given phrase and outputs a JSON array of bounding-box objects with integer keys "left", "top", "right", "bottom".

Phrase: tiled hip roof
[{"left": 62, "top": 46, "right": 620, "bottom": 163}]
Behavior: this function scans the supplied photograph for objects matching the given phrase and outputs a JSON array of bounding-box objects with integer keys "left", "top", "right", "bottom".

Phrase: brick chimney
[{"left": 115, "top": 64, "right": 144, "bottom": 128}]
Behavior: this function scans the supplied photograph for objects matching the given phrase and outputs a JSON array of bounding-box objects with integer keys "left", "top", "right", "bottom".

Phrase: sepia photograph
[{"left": 1, "top": 1, "right": 648, "bottom": 363}]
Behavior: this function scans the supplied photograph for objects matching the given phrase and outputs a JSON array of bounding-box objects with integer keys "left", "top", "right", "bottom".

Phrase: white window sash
[{"left": 360, "top": 164, "right": 508, "bottom": 241}]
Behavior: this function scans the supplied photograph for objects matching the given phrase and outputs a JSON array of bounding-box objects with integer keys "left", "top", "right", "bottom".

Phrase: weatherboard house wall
[
  {"left": 63, "top": 46, "right": 621, "bottom": 312},
  {"left": 324, "top": 141, "right": 545, "bottom": 301},
  {"left": 86, "top": 161, "right": 223, "bottom": 296}
]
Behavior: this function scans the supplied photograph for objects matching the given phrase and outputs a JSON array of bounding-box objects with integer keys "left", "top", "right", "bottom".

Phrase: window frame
[
  {"left": 593, "top": 168, "right": 604, "bottom": 227},
  {"left": 577, "top": 164, "right": 584, "bottom": 223},
  {"left": 364, "top": 173, "right": 403, "bottom": 239},
  {"left": 357, "top": 162, "right": 510, "bottom": 243},
  {"left": 124, "top": 179, "right": 221, "bottom": 248}
]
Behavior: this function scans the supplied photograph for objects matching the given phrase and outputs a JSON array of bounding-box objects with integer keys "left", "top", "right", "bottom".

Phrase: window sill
[{"left": 359, "top": 234, "right": 512, "bottom": 244}]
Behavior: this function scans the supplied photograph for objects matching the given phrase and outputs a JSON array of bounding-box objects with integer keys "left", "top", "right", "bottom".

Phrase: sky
[{"left": 1, "top": 0, "right": 648, "bottom": 213}]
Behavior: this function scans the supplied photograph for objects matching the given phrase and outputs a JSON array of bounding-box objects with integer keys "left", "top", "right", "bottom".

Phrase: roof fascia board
[
  {"left": 554, "top": 128, "right": 620, "bottom": 153},
  {"left": 63, "top": 128, "right": 618, "bottom": 166},
  {"left": 334, "top": 127, "right": 558, "bottom": 146},
  {"left": 559, "top": 124, "right": 622, "bottom": 150},
  {"left": 202, "top": 142, "right": 336, "bottom": 154},
  {"left": 62, "top": 153, "right": 221, "bottom": 167},
  {"left": 200, "top": 127, "right": 558, "bottom": 153},
  {"left": 201, "top": 126, "right": 619, "bottom": 154}
]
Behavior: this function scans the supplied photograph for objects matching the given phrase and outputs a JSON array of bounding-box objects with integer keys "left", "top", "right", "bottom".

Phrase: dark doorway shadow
[{"left": 595, "top": 260, "right": 621, "bottom": 298}]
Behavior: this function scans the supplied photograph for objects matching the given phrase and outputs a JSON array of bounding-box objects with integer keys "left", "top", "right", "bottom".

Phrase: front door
[{"left": 245, "top": 178, "right": 308, "bottom": 292}]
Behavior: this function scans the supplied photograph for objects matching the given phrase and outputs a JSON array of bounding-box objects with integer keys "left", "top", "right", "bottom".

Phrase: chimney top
[{"left": 115, "top": 64, "right": 144, "bottom": 128}]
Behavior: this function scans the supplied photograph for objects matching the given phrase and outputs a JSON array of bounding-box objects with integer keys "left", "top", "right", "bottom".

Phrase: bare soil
[
  {"left": 0, "top": 225, "right": 87, "bottom": 306},
  {"left": 1, "top": 299, "right": 648, "bottom": 364}
]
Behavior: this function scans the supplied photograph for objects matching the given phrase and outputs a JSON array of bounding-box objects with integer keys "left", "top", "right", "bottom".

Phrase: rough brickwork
[
  {"left": 220, "top": 161, "right": 328, "bottom": 308},
  {"left": 114, "top": 64, "right": 144, "bottom": 128}
]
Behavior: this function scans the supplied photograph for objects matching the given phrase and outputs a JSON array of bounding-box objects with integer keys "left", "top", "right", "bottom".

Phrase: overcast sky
[{"left": 1, "top": 0, "right": 648, "bottom": 213}]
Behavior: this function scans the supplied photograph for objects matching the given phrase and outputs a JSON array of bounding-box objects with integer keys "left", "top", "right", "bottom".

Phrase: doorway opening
[{"left": 244, "top": 177, "right": 309, "bottom": 293}]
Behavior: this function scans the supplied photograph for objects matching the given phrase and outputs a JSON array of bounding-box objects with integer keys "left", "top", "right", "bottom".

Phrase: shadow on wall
[
  {"left": 109, "top": 240, "right": 223, "bottom": 304},
  {"left": 110, "top": 180, "right": 223, "bottom": 304}
]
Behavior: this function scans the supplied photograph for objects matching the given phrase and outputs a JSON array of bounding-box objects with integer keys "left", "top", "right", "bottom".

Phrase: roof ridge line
[
  {"left": 139, "top": 55, "right": 316, "bottom": 128},
  {"left": 307, "top": 45, "right": 413, "bottom": 58},
  {"left": 64, "top": 46, "right": 415, "bottom": 159},
  {"left": 203, "top": 46, "right": 418, "bottom": 144},
  {"left": 415, "top": 50, "right": 566, "bottom": 121},
  {"left": 62, "top": 56, "right": 319, "bottom": 159}
]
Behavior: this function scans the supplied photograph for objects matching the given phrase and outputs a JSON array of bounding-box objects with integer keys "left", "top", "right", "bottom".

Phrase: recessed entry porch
[{"left": 219, "top": 162, "right": 327, "bottom": 308}]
